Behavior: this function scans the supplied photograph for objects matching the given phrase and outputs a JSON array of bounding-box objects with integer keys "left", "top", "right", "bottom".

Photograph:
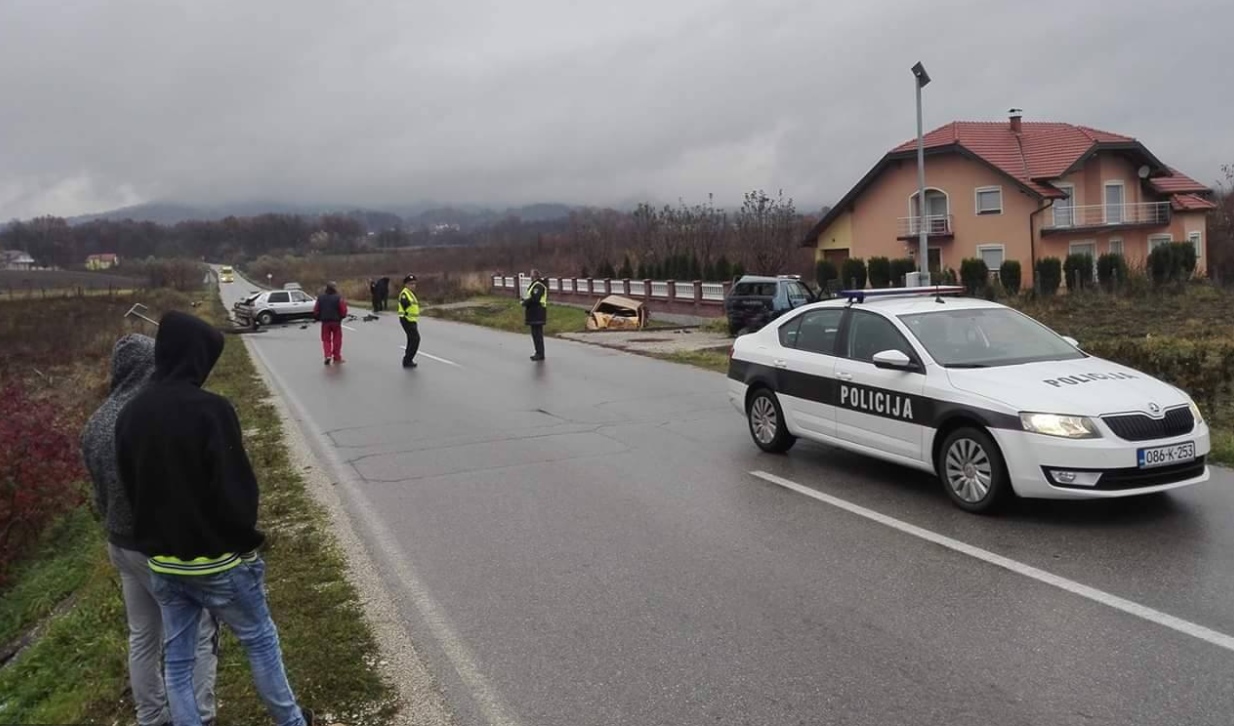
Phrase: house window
[
  {"left": 909, "top": 189, "right": 950, "bottom": 235},
  {"left": 976, "top": 244, "right": 1005, "bottom": 271},
  {"left": 1053, "top": 184, "right": 1075, "bottom": 227},
  {"left": 1108, "top": 238, "right": 1124, "bottom": 256},
  {"left": 1104, "top": 182, "right": 1125, "bottom": 224},
  {"left": 1148, "top": 234, "right": 1172, "bottom": 253},
  {"left": 1188, "top": 231, "right": 1203, "bottom": 259},
  {"left": 975, "top": 187, "right": 1003, "bottom": 215}
]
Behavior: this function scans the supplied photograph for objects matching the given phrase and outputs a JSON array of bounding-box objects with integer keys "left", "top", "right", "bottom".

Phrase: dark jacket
[
  {"left": 523, "top": 278, "right": 548, "bottom": 326},
  {"left": 80, "top": 333, "right": 155, "bottom": 550},
  {"left": 314, "top": 292, "right": 347, "bottom": 322},
  {"left": 115, "top": 311, "right": 264, "bottom": 559}
]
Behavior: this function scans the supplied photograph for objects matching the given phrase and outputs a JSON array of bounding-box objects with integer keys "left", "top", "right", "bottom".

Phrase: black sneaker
[
  {"left": 324, "top": 358, "right": 332, "bottom": 366},
  {"left": 530, "top": 355, "right": 545, "bottom": 361},
  {"left": 403, "top": 361, "right": 418, "bottom": 368}
]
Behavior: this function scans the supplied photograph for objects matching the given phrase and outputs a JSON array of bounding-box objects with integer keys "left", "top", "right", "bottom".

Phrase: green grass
[
  {"left": 423, "top": 296, "right": 590, "bottom": 336},
  {"left": 653, "top": 347, "right": 732, "bottom": 374},
  {"left": 0, "top": 507, "right": 100, "bottom": 648},
  {"left": 0, "top": 294, "right": 396, "bottom": 725}
]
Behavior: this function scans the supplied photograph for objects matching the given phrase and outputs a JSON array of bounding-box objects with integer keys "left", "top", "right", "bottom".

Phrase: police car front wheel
[
  {"left": 937, "top": 427, "right": 1010, "bottom": 513},
  {"left": 747, "top": 389, "right": 796, "bottom": 454}
]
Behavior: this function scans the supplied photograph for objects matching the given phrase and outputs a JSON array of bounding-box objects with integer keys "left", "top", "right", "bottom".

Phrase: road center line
[
  {"left": 749, "top": 469, "right": 1234, "bottom": 655},
  {"left": 398, "top": 346, "right": 463, "bottom": 368},
  {"left": 342, "top": 325, "right": 357, "bottom": 331}
]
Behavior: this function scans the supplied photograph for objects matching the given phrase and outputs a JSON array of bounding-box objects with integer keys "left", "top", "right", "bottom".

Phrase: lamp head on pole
[{"left": 911, "top": 61, "right": 930, "bottom": 88}]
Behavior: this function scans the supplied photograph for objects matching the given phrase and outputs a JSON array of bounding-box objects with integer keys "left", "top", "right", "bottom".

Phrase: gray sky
[{"left": 2, "top": 0, "right": 1231, "bottom": 219}]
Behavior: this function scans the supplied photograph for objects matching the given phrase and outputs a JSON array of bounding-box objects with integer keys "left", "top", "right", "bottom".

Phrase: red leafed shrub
[{"left": 0, "top": 384, "right": 86, "bottom": 584}]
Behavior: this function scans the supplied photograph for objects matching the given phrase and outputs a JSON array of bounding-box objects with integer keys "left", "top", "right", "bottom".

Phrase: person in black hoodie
[
  {"left": 313, "top": 281, "right": 348, "bottom": 365},
  {"left": 115, "top": 311, "right": 314, "bottom": 726},
  {"left": 81, "top": 333, "right": 219, "bottom": 726}
]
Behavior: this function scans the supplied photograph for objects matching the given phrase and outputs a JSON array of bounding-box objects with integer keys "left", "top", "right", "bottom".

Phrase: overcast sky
[{"left": 1, "top": 0, "right": 1231, "bottom": 219}]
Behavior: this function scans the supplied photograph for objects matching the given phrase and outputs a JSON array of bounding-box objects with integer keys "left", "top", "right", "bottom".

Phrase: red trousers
[{"left": 321, "top": 322, "right": 343, "bottom": 360}]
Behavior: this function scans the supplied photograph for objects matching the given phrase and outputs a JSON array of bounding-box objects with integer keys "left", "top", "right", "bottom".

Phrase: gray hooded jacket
[{"left": 80, "top": 333, "right": 155, "bottom": 550}]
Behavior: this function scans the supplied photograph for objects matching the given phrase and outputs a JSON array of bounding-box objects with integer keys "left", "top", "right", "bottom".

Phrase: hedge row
[{"left": 1081, "top": 336, "right": 1234, "bottom": 415}]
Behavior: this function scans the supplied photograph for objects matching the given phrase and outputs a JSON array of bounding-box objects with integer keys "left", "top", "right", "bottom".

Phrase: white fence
[{"left": 490, "top": 275, "right": 729, "bottom": 304}]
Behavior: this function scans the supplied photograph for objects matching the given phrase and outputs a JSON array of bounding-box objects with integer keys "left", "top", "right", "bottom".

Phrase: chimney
[{"left": 1009, "top": 108, "right": 1023, "bottom": 133}]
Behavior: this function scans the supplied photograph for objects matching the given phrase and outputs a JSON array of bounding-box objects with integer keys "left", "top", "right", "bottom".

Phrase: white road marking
[
  {"left": 749, "top": 469, "right": 1234, "bottom": 655},
  {"left": 398, "top": 346, "right": 463, "bottom": 368},
  {"left": 342, "top": 324, "right": 357, "bottom": 331}
]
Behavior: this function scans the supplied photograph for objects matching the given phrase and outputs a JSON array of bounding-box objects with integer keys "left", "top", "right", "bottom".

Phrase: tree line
[{"left": 0, "top": 189, "right": 819, "bottom": 281}]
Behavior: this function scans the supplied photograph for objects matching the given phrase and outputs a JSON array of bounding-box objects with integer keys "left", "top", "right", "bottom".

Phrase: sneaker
[
  {"left": 301, "top": 706, "right": 316, "bottom": 725},
  {"left": 530, "top": 355, "right": 545, "bottom": 361},
  {"left": 324, "top": 358, "right": 331, "bottom": 366},
  {"left": 334, "top": 357, "right": 346, "bottom": 364},
  {"left": 403, "top": 361, "right": 418, "bottom": 368}
]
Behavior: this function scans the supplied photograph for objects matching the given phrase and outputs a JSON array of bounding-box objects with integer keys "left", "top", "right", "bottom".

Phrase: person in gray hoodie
[{"left": 80, "top": 333, "right": 220, "bottom": 726}]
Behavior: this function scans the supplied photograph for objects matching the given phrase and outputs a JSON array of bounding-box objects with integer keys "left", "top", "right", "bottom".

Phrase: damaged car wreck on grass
[{"left": 585, "top": 295, "right": 649, "bottom": 331}]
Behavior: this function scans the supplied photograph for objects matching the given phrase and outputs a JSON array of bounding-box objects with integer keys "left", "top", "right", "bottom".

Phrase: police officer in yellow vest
[
  {"left": 398, "top": 274, "right": 421, "bottom": 368},
  {"left": 523, "top": 269, "right": 548, "bottom": 361}
]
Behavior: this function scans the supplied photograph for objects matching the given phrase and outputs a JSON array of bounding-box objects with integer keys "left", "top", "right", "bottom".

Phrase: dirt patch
[{"left": 560, "top": 328, "right": 731, "bottom": 355}]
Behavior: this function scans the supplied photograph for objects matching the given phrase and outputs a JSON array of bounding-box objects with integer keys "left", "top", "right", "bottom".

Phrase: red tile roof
[
  {"left": 1170, "top": 193, "right": 1218, "bottom": 211},
  {"left": 890, "top": 122, "right": 1146, "bottom": 198},
  {"left": 1149, "top": 168, "right": 1210, "bottom": 194}
]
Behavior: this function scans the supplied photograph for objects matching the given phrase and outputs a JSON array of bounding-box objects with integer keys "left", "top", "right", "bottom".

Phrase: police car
[{"left": 727, "top": 286, "right": 1210, "bottom": 513}]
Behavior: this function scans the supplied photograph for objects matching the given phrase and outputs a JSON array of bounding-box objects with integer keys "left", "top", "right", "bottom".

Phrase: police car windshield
[{"left": 898, "top": 307, "right": 1084, "bottom": 368}]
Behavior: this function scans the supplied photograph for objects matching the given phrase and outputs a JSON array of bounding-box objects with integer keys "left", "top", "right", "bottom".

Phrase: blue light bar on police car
[{"left": 841, "top": 285, "right": 966, "bottom": 303}]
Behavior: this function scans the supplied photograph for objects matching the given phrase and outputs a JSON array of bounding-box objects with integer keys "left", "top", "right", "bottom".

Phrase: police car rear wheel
[
  {"left": 938, "top": 427, "right": 1009, "bottom": 513},
  {"left": 747, "top": 389, "right": 795, "bottom": 453}
]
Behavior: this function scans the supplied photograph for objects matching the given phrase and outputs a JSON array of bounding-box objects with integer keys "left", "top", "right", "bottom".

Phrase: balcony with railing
[
  {"left": 896, "top": 214, "right": 954, "bottom": 241},
  {"left": 1042, "top": 201, "right": 1171, "bottom": 235}
]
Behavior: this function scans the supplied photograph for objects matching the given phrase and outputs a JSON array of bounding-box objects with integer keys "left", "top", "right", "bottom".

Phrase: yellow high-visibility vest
[{"left": 398, "top": 288, "right": 420, "bottom": 322}]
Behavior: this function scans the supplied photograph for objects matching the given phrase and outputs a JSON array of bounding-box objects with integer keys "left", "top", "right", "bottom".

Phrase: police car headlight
[
  {"left": 1188, "top": 401, "right": 1205, "bottom": 425},
  {"left": 1019, "top": 413, "right": 1100, "bottom": 439}
]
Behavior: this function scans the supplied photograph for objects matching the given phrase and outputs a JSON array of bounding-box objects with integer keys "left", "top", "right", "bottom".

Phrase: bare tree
[
  {"left": 735, "top": 189, "right": 798, "bottom": 275},
  {"left": 1208, "top": 163, "right": 1234, "bottom": 285}
]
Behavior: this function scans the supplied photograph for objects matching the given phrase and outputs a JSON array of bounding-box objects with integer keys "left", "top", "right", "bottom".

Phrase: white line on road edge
[
  {"left": 749, "top": 470, "right": 1234, "bottom": 655},
  {"left": 398, "top": 346, "right": 463, "bottom": 368},
  {"left": 247, "top": 340, "right": 520, "bottom": 726},
  {"left": 342, "top": 324, "right": 357, "bottom": 331}
]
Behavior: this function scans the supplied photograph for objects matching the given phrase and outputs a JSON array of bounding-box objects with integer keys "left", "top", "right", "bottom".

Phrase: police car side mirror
[
  {"left": 1062, "top": 335, "right": 1079, "bottom": 348},
  {"left": 872, "top": 349, "right": 917, "bottom": 371}
]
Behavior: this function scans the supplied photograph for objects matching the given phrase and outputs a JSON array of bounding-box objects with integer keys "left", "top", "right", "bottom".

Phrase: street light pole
[{"left": 912, "top": 61, "right": 931, "bottom": 283}]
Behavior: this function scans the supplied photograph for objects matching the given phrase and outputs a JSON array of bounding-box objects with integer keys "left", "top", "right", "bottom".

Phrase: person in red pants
[{"left": 313, "top": 282, "right": 348, "bottom": 365}]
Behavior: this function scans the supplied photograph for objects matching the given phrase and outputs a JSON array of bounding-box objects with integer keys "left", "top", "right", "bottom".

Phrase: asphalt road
[{"left": 217, "top": 275, "right": 1234, "bottom": 726}]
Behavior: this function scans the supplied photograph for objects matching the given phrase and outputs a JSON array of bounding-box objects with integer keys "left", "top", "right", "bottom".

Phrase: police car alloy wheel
[
  {"left": 747, "top": 389, "right": 796, "bottom": 453},
  {"left": 257, "top": 310, "right": 275, "bottom": 326},
  {"left": 938, "top": 426, "right": 1010, "bottom": 513}
]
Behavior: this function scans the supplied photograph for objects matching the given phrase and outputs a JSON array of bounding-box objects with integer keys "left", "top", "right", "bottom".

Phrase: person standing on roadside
[
  {"left": 523, "top": 269, "right": 548, "bottom": 361},
  {"left": 115, "top": 311, "right": 315, "bottom": 726},
  {"left": 314, "top": 281, "right": 348, "bottom": 365},
  {"left": 81, "top": 333, "right": 220, "bottom": 726},
  {"left": 368, "top": 278, "right": 379, "bottom": 311},
  {"left": 376, "top": 276, "right": 391, "bottom": 312},
  {"left": 398, "top": 274, "right": 420, "bottom": 368}
]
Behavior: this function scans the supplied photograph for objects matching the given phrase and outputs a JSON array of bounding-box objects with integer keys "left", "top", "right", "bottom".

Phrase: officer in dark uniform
[{"left": 523, "top": 269, "right": 548, "bottom": 361}]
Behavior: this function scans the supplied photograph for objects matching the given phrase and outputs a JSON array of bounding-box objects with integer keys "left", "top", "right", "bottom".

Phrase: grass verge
[
  {"left": 423, "top": 296, "right": 590, "bottom": 336},
  {"left": 0, "top": 294, "right": 396, "bottom": 725},
  {"left": 651, "top": 348, "right": 731, "bottom": 374}
]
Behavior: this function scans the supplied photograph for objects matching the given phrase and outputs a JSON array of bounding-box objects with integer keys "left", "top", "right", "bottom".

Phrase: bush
[
  {"left": 0, "top": 385, "right": 86, "bottom": 583},
  {"left": 937, "top": 267, "right": 958, "bottom": 286},
  {"left": 815, "top": 260, "right": 838, "bottom": 288},
  {"left": 1096, "top": 253, "right": 1129, "bottom": 292},
  {"left": 714, "top": 256, "right": 733, "bottom": 281},
  {"left": 1149, "top": 242, "right": 1199, "bottom": 286},
  {"left": 1036, "top": 257, "right": 1063, "bottom": 295},
  {"left": 999, "top": 260, "right": 1022, "bottom": 294},
  {"left": 619, "top": 255, "right": 634, "bottom": 279},
  {"left": 1064, "top": 253, "right": 1094, "bottom": 291},
  {"left": 889, "top": 258, "right": 916, "bottom": 287},
  {"left": 959, "top": 258, "right": 990, "bottom": 295},
  {"left": 867, "top": 257, "right": 892, "bottom": 288},
  {"left": 1081, "top": 337, "right": 1234, "bottom": 415},
  {"left": 840, "top": 258, "right": 867, "bottom": 289}
]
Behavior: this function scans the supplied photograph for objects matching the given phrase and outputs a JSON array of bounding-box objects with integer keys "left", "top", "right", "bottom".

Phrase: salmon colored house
[{"left": 803, "top": 112, "right": 1217, "bottom": 288}]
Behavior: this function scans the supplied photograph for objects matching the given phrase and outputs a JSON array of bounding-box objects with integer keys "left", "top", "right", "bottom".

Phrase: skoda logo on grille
[{"left": 1148, "top": 402, "right": 1161, "bottom": 414}]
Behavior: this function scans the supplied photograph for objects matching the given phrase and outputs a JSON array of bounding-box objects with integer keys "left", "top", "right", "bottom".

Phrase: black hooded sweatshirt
[{"left": 115, "top": 311, "right": 264, "bottom": 560}]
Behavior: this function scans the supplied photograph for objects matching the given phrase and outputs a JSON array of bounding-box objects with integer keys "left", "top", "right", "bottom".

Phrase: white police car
[{"left": 727, "top": 286, "right": 1211, "bottom": 513}]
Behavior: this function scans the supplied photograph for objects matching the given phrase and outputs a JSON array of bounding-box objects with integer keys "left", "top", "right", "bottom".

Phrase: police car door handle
[
  {"left": 772, "top": 359, "right": 788, "bottom": 368},
  {"left": 837, "top": 371, "right": 853, "bottom": 380}
]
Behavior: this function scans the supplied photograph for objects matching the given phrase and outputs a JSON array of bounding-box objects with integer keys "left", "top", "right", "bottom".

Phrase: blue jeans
[{"left": 150, "top": 557, "right": 306, "bottom": 726}]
